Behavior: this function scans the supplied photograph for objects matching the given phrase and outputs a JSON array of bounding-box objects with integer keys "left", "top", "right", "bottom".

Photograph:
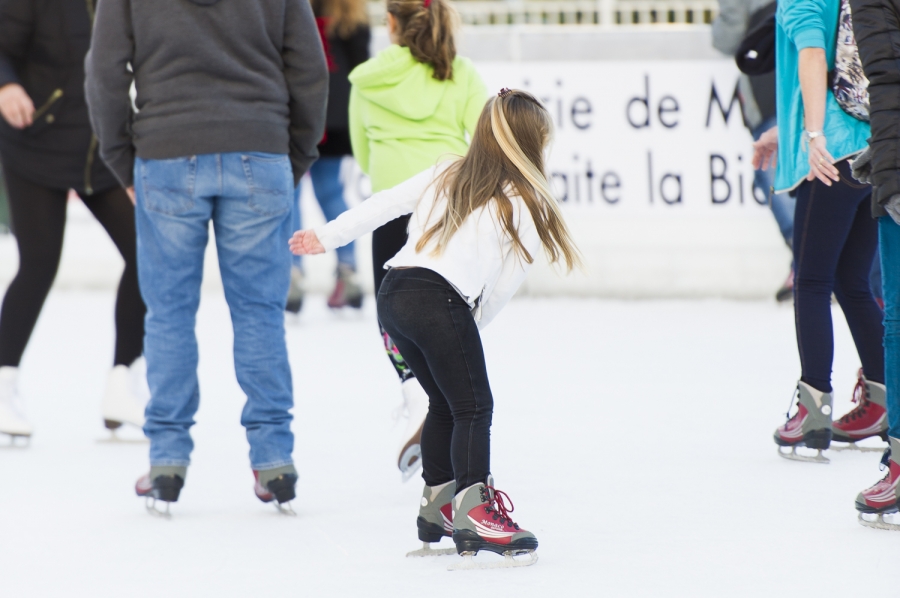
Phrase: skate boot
[
  {"left": 327, "top": 264, "right": 363, "bottom": 309},
  {"left": 397, "top": 378, "right": 428, "bottom": 482},
  {"left": 407, "top": 480, "right": 457, "bottom": 557},
  {"left": 135, "top": 465, "right": 186, "bottom": 518},
  {"left": 101, "top": 358, "right": 149, "bottom": 437},
  {"left": 856, "top": 437, "right": 900, "bottom": 530},
  {"left": 832, "top": 369, "right": 888, "bottom": 452},
  {"left": 285, "top": 267, "right": 305, "bottom": 314},
  {"left": 0, "top": 366, "right": 32, "bottom": 445},
  {"left": 449, "top": 476, "right": 538, "bottom": 570},
  {"left": 253, "top": 464, "right": 298, "bottom": 515},
  {"left": 774, "top": 381, "right": 833, "bottom": 463}
]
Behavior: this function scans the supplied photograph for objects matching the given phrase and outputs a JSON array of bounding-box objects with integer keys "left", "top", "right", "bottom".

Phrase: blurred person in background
[
  {"left": 348, "top": 0, "right": 487, "bottom": 482},
  {"left": 844, "top": 0, "right": 900, "bottom": 525},
  {"left": 86, "top": 0, "right": 327, "bottom": 511},
  {"left": 713, "top": 0, "right": 797, "bottom": 302},
  {"left": 286, "top": 0, "right": 370, "bottom": 314},
  {"left": 764, "top": 0, "right": 886, "bottom": 462},
  {"left": 0, "top": 0, "right": 147, "bottom": 443}
]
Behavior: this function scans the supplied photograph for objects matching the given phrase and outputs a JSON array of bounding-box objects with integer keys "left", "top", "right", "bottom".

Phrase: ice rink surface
[{"left": 0, "top": 291, "right": 895, "bottom": 597}]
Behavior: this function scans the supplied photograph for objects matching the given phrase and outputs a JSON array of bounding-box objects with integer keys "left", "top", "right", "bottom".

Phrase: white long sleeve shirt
[{"left": 314, "top": 163, "right": 541, "bottom": 329}]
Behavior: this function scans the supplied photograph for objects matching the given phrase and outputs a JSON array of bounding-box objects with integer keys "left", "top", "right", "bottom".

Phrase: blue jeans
[
  {"left": 752, "top": 117, "right": 796, "bottom": 249},
  {"left": 135, "top": 152, "right": 294, "bottom": 470},
  {"left": 879, "top": 216, "right": 900, "bottom": 439},
  {"left": 291, "top": 156, "right": 355, "bottom": 270}
]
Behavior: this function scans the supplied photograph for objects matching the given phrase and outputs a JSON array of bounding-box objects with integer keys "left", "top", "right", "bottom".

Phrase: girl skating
[{"left": 291, "top": 89, "right": 579, "bottom": 568}]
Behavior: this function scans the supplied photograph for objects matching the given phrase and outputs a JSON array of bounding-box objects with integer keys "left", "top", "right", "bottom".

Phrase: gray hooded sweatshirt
[{"left": 85, "top": 0, "right": 328, "bottom": 187}]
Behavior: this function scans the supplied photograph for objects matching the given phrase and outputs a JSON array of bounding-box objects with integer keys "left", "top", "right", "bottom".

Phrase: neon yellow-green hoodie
[{"left": 348, "top": 44, "right": 487, "bottom": 193}]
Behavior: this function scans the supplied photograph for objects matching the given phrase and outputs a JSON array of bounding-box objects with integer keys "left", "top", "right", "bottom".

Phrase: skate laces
[
  {"left": 784, "top": 386, "right": 801, "bottom": 423},
  {"left": 838, "top": 369, "right": 869, "bottom": 424},
  {"left": 484, "top": 486, "right": 520, "bottom": 530}
]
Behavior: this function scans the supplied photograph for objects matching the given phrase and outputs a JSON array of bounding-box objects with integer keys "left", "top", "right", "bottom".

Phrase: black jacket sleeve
[
  {"left": 0, "top": 0, "right": 34, "bottom": 88},
  {"left": 283, "top": 0, "right": 329, "bottom": 184},
  {"left": 852, "top": 0, "right": 900, "bottom": 207}
]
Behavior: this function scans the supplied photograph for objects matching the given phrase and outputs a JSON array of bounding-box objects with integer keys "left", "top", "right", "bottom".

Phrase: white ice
[{"left": 0, "top": 285, "right": 896, "bottom": 597}]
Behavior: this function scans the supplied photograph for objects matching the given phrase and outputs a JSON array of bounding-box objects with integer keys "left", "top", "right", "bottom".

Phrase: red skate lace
[
  {"left": 484, "top": 486, "right": 520, "bottom": 530},
  {"left": 837, "top": 369, "right": 869, "bottom": 424}
]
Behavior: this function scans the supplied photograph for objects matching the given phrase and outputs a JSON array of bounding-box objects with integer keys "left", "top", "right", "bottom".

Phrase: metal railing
[{"left": 368, "top": 0, "right": 719, "bottom": 26}]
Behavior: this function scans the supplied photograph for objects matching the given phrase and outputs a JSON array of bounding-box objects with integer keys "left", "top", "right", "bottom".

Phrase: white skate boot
[
  {"left": 101, "top": 357, "right": 149, "bottom": 440},
  {"left": 0, "top": 366, "right": 32, "bottom": 446},
  {"left": 398, "top": 378, "right": 429, "bottom": 482}
]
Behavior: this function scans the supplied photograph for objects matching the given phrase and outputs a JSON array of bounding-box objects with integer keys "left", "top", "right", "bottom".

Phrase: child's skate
[
  {"left": 774, "top": 381, "right": 833, "bottom": 463},
  {"left": 397, "top": 378, "right": 428, "bottom": 483},
  {"left": 100, "top": 358, "right": 149, "bottom": 442},
  {"left": 449, "top": 476, "right": 538, "bottom": 570},
  {"left": 857, "top": 438, "right": 900, "bottom": 530},
  {"left": 406, "top": 480, "right": 456, "bottom": 557},
  {"left": 0, "top": 367, "right": 32, "bottom": 446},
  {"left": 832, "top": 370, "right": 888, "bottom": 452},
  {"left": 327, "top": 264, "right": 363, "bottom": 309},
  {"left": 253, "top": 465, "right": 298, "bottom": 516},
  {"left": 135, "top": 466, "right": 186, "bottom": 518}
]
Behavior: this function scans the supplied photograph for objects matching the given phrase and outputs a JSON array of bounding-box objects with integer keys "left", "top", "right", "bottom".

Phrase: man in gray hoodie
[{"left": 85, "top": 0, "right": 328, "bottom": 511}]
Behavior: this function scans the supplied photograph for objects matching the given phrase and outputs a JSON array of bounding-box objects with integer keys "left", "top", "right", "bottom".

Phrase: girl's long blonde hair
[
  {"left": 312, "top": 0, "right": 369, "bottom": 39},
  {"left": 416, "top": 90, "right": 581, "bottom": 271}
]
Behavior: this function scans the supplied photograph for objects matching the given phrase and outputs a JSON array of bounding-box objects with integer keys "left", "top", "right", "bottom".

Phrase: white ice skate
[
  {"left": 0, "top": 366, "right": 33, "bottom": 446},
  {"left": 397, "top": 378, "right": 428, "bottom": 483},
  {"left": 100, "top": 358, "right": 149, "bottom": 442}
]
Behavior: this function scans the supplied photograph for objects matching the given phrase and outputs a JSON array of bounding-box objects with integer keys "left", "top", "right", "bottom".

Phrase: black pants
[
  {"left": 372, "top": 215, "right": 415, "bottom": 382},
  {"left": 377, "top": 267, "right": 492, "bottom": 490},
  {"left": 0, "top": 167, "right": 145, "bottom": 367},
  {"left": 793, "top": 160, "right": 884, "bottom": 392}
]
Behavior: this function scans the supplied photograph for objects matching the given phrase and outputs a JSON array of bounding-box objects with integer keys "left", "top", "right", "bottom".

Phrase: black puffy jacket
[
  {"left": 851, "top": 0, "right": 900, "bottom": 216},
  {"left": 0, "top": 0, "right": 118, "bottom": 194}
]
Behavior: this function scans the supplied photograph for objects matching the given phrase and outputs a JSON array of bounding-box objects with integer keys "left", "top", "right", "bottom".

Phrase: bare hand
[
  {"left": 806, "top": 136, "right": 840, "bottom": 186},
  {"left": 0, "top": 83, "right": 34, "bottom": 129},
  {"left": 289, "top": 230, "right": 325, "bottom": 255},
  {"left": 125, "top": 186, "right": 136, "bottom": 205},
  {"left": 752, "top": 126, "right": 779, "bottom": 171}
]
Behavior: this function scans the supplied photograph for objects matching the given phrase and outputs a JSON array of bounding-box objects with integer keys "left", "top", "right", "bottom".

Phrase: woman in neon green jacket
[{"left": 348, "top": 0, "right": 486, "bottom": 481}]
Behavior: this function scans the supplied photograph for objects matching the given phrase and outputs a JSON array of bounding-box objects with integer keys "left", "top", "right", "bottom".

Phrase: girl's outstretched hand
[{"left": 289, "top": 230, "right": 325, "bottom": 255}]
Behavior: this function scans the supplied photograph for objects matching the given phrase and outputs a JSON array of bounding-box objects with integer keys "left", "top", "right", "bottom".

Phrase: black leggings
[
  {"left": 0, "top": 167, "right": 145, "bottom": 367},
  {"left": 377, "top": 267, "right": 492, "bottom": 490},
  {"left": 793, "top": 160, "right": 884, "bottom": 392},
  {"left": 372, "top": 215, "right": 415, "bottom": 382}
]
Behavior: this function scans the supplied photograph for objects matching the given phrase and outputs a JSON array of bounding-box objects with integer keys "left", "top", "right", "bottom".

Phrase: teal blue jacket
[{"left": 775, "top": 0, "right": 870, "bottom": 193}]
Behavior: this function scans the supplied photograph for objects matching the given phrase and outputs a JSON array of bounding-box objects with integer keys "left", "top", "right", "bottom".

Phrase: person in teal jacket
[
  {"left": 347, "top": 0, "right": 487, "bottom": 482},
  {"left": 769, "top": 0, "right": 886, "bottom": 461}
]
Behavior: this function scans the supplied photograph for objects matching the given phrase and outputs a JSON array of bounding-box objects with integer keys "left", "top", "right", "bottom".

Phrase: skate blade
[
  {"left": 145, "top": 497, "right": 172, "bottom": 519},
  {"left": 777, "top": 446, "right": 829, "bottom": 464},
  {"left": 406, "top": 542, "right": 457, "bottom": 557},
  {"left": 831, "top": 442, "right": 885, "bottom": 453},
  {"left": 447, "top": 550, "right": 538, "bottom": 571},
  {"left": 274, "top": 502, "right": 297, "bottom": 517},
  {"left": 96, "top": 434, "right": 148, "bottom": 444},
  {"left": 399, "top": 446, "right": 422, "bottom": 483},
  {"left": 0, "top": 433, "right": 31, "bottom": 448},
  {"left": 858, "top": 512, "right": 900, "bottom": 531}
]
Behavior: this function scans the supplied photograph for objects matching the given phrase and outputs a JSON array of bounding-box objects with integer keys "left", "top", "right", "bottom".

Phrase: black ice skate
[
  {"left": 254, "top": 465, "right": 298, "bottom": 516},
  {"left": 135, "top": 466, "right": 186, "bottom": 518}
]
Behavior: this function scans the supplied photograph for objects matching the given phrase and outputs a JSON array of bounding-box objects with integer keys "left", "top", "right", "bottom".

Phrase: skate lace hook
[{"left": 485, "top": 486, "right": 519, "bottom": 529}]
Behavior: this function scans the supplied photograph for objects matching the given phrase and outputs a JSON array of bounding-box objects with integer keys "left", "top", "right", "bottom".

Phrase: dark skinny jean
[
  {"left": 377, "top": 267, "right": 492, "bottom": 490},
  {"left": 793, "top": 159, "right": 884, "bottom": 392}
]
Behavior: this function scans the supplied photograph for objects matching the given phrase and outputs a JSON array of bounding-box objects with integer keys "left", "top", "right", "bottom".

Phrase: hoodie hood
[{"left": 349, "top": 45, "right": 447, "bottom": 121}]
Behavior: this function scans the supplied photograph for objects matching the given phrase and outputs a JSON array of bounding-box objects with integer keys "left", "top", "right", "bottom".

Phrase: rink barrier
[{"left": 367, "top": 0, "right": 719, "bottom": 26}]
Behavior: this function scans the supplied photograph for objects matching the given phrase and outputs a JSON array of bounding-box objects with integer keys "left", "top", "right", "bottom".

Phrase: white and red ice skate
[
  {"left": 832, "top": 370, "right": 888, "bottom": 452},
  {"left": 857, "top": 438, "right": 900, "bottom": 531}
]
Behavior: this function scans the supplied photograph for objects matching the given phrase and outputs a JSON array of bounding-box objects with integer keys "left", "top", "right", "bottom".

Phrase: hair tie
[
  {"left": 423, "top": 0, "right": 431, "bottom": 7},
  {"left": 498, "top": 88, "right": 513, "bottom": 98}
]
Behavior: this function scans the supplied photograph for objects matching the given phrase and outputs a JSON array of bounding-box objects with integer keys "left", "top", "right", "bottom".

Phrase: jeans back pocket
[
  {"left": 241, "top": 153, "right": 293, "bottom": 217},
  {"left": 140, "top": 157, "right": 197, "bottom": 216}
]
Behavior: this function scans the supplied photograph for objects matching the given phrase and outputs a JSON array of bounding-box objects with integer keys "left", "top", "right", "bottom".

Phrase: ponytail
[{"left": 386, "top": 0, "right": 458, "bottom": 81}]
